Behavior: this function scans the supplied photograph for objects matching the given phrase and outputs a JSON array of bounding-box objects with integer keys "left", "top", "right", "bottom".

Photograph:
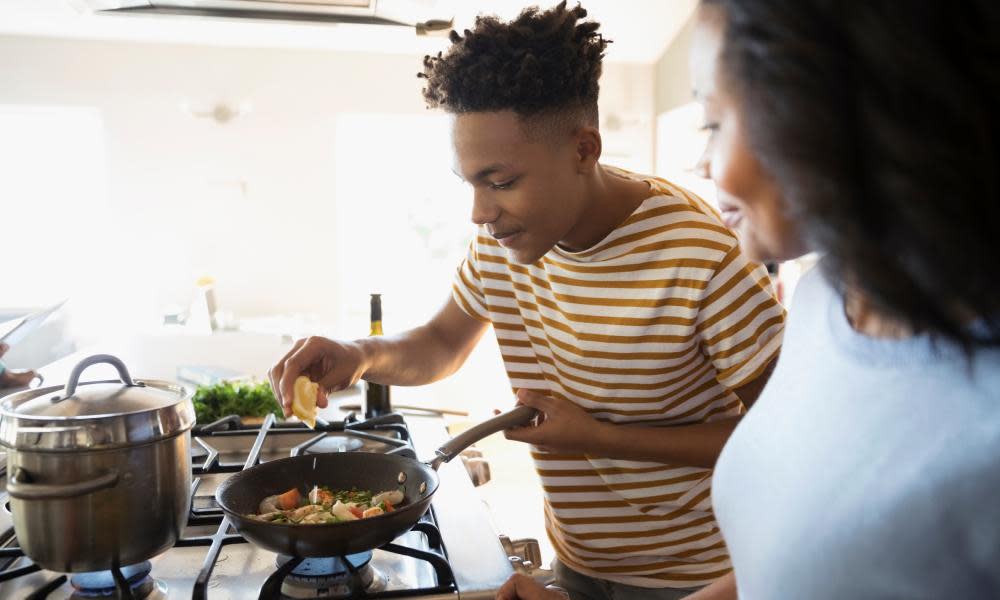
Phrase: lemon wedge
[{"left": 291, "top": 376, "right": 319, "bottom": 429}]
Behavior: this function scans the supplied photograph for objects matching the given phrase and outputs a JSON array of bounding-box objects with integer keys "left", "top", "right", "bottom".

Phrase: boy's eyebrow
[
  {"left": 473, "top": 164, "right": 508, "bottom": 181},
  {"left": 453, "top": 163, "right": 512, "bottom": 183}
]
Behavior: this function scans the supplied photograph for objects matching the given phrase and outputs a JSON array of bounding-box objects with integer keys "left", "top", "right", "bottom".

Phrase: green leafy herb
[
  {"left": 192, "top": 380, "right": 283, "bottom": 423},
  {"left": 336, "top": 488, "right": 374, "bottom": 506}
]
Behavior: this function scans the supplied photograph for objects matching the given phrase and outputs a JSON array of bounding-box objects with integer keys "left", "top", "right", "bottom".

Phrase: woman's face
[{"left": 690, "top": 5, "right": 809, "bottom": 263}]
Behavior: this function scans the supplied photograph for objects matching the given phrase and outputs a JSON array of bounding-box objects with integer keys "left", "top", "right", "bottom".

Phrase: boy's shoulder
[
  {"left": 603, "top": 166, "right": 738, "bottom": 253},
  {"left": 606, "top": 165, "right": 731, "bottom": 228}
]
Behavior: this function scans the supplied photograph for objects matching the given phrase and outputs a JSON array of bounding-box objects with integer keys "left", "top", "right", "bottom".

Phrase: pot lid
[
  {"left": 14, "top": 380, "right": 183, "bottom": 419},
  {"left": 0, "top": 354, "right": 195, "bottom": 451}
]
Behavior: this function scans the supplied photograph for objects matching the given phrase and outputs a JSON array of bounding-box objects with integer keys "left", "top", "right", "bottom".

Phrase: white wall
[
  {"left": 1, "top": 35, "right": 429, "bottom": 326},
  {"left": 598, "top": 62, "right": 655, "bottom": 174},
  {"left": 0, "top": 34, "right": 654, "bottom": 326}
]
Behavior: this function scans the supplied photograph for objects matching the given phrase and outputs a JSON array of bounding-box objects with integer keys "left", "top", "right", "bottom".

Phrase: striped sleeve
[
  {"left": 696, "top": 244, "right": 785, "bottom": 389},
  {"left": 451, "top": 238, "right": 492, "bottom": 322}
]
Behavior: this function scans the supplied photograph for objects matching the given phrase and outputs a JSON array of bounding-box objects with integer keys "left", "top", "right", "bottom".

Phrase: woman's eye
[{"left": 699, "top": 122, "right": 720, "bottom": 133}]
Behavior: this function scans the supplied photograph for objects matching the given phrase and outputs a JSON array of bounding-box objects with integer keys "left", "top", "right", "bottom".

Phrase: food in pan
[
  {"left": 249, "top": 486, "right": 405, "bottom": 524},
  {"left": 290, "top": 376, "right": 319, "bottom": 428}
]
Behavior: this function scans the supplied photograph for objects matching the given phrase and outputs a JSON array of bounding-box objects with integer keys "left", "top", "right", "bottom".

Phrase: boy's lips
[
  {"left": 489, "top": 227, "right": 524, "bottom": 247},
  {"left": 494, "top": 231, "right": 523, "bottom": 248}
]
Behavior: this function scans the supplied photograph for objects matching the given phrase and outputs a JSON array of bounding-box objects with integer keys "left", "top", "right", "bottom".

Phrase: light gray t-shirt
[{"left": 713, "top": 267, "right": 1000, "bottom": 599}]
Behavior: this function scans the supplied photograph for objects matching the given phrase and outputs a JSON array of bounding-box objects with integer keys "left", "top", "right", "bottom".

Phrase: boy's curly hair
[{"left": 418, "top": 1, "right": 610, "bottom": 124}]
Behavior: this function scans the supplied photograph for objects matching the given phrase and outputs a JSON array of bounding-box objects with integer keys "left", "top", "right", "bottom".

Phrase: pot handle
[
  {"left": 428, "top": 405, "right": 538, "bottom": 470},
  {"left": 7, "top": 467, "right": 120, "bottom": 500},
  {"left": 55, "top": 354, "right": 140, "bottom": 401}
]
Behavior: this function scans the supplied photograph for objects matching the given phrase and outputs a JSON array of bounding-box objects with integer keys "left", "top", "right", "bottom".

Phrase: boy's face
[{"left": 451, "top": 110, "right": 589, "bottom": 264}]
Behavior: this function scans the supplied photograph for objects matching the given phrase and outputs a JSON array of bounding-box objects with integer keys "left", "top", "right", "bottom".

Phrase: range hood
[{"left": 82, "top": 0, "right": 454, "bottom": 34}]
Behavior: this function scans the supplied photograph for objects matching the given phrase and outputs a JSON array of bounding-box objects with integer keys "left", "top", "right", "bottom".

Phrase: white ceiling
[{"left": 0, "top": 0, "right": 696, "bottom": 63}]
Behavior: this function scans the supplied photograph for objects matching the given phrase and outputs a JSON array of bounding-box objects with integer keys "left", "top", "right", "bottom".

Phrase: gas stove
[{"left": 0, "top": 411, "right": 537, "bottom": 599}]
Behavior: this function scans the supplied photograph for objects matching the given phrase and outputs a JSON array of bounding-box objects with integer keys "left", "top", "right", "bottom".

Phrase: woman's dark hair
[
  {"left": 703, "top": 0, "right": 1000, "bottom": 351},
  {"left": 418, "top": 1, "right": 610, "bottom": 125}
]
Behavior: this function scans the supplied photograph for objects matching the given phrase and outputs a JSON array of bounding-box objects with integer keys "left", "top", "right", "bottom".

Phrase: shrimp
[
  {"left": 330, "top": 501, "right": 360, "bottom": 521},
  {"left": 372, "top": 490, "right": 404, "bottom": 507},
  {"left": 300, "top": 511, "right": 337, "bottom": 524},
  {"left": 258, "top": 495, "right": 281, "bottom": 514},
  {"left": 288, "top": 504, "right": 324, "bottom": 522}
]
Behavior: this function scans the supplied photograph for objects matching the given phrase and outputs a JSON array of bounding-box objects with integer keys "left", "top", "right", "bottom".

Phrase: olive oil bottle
[{"left": 364, "top": 293, "right": 391, "bottom": 418}]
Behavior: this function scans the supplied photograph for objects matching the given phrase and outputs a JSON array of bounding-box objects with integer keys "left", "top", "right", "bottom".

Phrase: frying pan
[{"left": 215, "top": 406, "right": 536, "bottom": 557}]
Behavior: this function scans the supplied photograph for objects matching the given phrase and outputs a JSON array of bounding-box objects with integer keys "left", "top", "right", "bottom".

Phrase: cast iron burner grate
[{"left": 184, "top": 413, "right": 456, "bottom": 600}]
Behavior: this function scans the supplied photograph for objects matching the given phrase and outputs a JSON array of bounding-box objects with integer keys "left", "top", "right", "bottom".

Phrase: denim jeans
[{"left": 552, "top": 560, "right": 703, "bottom": 600}]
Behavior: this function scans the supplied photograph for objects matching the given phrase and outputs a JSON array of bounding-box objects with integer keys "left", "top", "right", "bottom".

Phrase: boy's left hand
[{"left": 503, "top": 389, "right": 608, "bottom": 454}]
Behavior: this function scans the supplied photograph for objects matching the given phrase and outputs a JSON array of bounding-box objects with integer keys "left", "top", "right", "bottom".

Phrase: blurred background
[{"left": 0, "top": 0, "right": 815, "bottom": 568}]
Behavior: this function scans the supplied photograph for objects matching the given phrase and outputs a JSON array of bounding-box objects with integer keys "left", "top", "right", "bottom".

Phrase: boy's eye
[{"left": 490, "top": 177, "right": 518, "bottom": 191}]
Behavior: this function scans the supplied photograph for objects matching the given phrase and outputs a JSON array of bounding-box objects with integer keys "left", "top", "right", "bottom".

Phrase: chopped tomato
[
  {"left": 277, "top": 488, "right": 302, "bottom": 510},
  {"left": 383, "top": 500, "right": 394, "bottom": 512},
  {"left": 348, "top": 505, "right": 364, "bottom": 519}
]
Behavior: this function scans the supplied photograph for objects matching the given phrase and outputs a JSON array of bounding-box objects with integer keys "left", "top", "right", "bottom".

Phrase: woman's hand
[
  {"left": 503, "top": 389, "right": 610, "bottom": 454},
  {"left": 496, "top": 574, "right": 568, "bottom": 600}
]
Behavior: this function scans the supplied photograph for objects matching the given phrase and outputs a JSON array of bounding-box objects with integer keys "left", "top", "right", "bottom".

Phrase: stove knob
[
  {"left": 498, "top": 534, "right": 515, "bottom": 556},
  {"left": 511, "top": 538, "right": 542, "bottom": 569},
  {"left": 459, "top": 449, "right": 492, "bottom": 487},
  {"left": 508, "top": 555, "right": 525, "bottom": 573}
]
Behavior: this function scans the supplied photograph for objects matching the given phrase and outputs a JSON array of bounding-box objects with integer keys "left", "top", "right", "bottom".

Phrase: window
[
  {"left": 655, "top": 101, "right": 717, "bottom": 206},
  {"left": 331, "top": 113, "right": 510, "bottom": 411},
  {"left": 0, "top": 105, "right": 110, "bottom": 308},
  {"left": 0, "top": 105, "right": 111, "bottom": 364},
  {"left": 332, "top": 113, "right": 474, "bottom": 334}
]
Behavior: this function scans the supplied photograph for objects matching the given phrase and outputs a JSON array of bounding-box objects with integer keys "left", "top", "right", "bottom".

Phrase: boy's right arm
[{"left": 269, "top": 296, "right": 488, "bottom": 415}]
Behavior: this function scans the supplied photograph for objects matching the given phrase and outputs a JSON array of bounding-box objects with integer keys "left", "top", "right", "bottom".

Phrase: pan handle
[{"left": 428, "top": 405, "right": 538, "bottom": 470}]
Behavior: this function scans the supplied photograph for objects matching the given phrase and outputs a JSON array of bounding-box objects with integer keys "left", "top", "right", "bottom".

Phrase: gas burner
[
  {"left": 69, "top": 561, "right": 168, "bottom": 599},
  {"left": 276, "top": 552, "right": 389, "bottom": 599},
  {"left": 302, "top": 436, "right": 364, "bottom": 454}
]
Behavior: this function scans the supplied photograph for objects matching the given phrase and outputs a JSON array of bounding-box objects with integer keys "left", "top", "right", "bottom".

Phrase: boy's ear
[{"left": 574, "top": 126, "right": 602, "bottom": 173}]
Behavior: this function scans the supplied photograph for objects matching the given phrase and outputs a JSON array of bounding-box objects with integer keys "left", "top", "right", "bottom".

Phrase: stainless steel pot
[{"left": 0, "top": 354, "right": 195, "bottom": 572}]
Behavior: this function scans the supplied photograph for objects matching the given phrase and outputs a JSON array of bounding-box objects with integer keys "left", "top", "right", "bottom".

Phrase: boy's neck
[{"left": 558, "top": 164, "right": 651, "bottom": 252}]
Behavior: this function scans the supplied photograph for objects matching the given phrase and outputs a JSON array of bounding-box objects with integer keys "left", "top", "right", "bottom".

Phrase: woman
[{"left": 500, "top": 1, "right": 1000, "bottom": 598}]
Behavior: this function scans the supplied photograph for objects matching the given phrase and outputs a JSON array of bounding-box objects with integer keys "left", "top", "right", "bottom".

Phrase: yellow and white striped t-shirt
[{"left": 451, "top": 170, "right": 785, "bottom": 588}]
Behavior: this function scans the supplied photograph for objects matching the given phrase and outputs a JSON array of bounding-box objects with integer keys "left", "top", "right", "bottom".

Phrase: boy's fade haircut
[{"left": 418, "top": 1, "right": 611, "bottom": 132}]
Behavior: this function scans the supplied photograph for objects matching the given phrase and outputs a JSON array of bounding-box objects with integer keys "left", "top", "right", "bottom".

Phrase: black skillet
[{"left": 215, "top": 406, "right": 536, "bottom": 557}]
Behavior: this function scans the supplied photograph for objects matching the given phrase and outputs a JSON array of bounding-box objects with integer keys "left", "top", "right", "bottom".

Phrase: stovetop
[{"left": 0, "top": 411, "right": 518, "bottom": 599}]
